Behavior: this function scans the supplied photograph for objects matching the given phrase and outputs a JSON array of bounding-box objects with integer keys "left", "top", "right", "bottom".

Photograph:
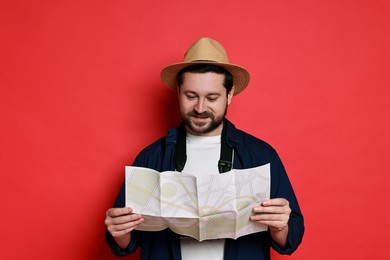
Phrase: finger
[
  {"left": 105, "top": 212, "right": 143, "bottom": 226},
  {"left": 107, "top": 217, "right": 145, "bottom": 234},
  {"left": 253, "top": 205, "right": 290, "bottom": 214},
  {"left": 108, "top": 218, "right": 145, "bottom": 238},
  {"left": 250, "top": 214, "right": 289, "bottom": 229},
  {"left": 110, "top": 224, "right": 141, "bottom": 238},
  {"left": 261, "top": 198, "right": 289, "bottom": 207},
  {"left": 256, "top": 220, "right": 288, "bottom": 230},
  {"left": 106, "top": 207, "right": 133, "bottom": 217},
  {"left": 250, "top": 212, "right": 289, "bottom": 222}
]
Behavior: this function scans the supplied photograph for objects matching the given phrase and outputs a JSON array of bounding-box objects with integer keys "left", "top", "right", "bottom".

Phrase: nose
[{"left": 194, "top": 99, "right": 206, "bottom": 114}]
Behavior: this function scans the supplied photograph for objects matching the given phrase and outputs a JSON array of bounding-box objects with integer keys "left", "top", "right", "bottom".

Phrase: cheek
[
  {"left": 211, "top": 101, "right": 227, "bottom": 113},
  {"left": 179, "top": 100, "right": 192, "bottom": 113}
]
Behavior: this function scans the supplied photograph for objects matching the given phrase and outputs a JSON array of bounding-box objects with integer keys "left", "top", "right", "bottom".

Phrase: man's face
[{"left": 178, "top": 72, "right": 234, "bottom": 136}]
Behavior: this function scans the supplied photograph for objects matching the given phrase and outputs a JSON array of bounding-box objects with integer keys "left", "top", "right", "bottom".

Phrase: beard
[{"left": 181, "top": 105, "right": 227, "bottom": 135}]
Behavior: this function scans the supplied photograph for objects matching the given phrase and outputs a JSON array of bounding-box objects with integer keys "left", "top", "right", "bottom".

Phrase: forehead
[{"left": 180, "top": 72, "right": 226, "bottom": 94}]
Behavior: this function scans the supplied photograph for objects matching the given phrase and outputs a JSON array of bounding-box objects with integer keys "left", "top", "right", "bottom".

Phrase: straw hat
[{"left": 160, "top": 37, "right": 250, "bottom": 96}]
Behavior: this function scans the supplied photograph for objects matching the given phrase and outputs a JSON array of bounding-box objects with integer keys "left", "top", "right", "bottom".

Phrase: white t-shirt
[{"left": 180, "top": 133, "right": 225, "bottom": 260}]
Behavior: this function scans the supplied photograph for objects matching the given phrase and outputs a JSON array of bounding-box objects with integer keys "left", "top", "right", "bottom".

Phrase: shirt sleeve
[
  {"left": 105, "top": 154, "right": 146, "bottom": 256},
  {"left": 269, "top": 151, "right": 305, "bottom": 254}
]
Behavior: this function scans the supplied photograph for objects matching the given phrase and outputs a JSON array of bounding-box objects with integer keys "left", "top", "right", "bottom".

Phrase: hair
[{"left": 176, "top": 64, "right": 234, "bottom": 94}]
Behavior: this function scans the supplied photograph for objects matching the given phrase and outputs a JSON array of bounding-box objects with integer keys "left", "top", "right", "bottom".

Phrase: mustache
[{"left": 188, "top": 111, "right": 213, "bottom": 118}]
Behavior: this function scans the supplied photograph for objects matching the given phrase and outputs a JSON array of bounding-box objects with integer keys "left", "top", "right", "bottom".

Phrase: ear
[
  {"left": 227, "top": 86, "right": 235, "bottom": 105},
  {"left": 177, "top": 85, "right": 181, "bottom": 98}
]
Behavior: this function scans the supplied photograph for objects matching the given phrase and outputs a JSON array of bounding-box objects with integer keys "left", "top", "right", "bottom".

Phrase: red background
[{"left": 1, "top": 1, "right": 389, "bottom": 259}]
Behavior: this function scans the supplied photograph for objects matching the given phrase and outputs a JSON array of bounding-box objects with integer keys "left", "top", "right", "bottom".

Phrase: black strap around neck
[
  {"left": 218, "top": 120, "right": 233, "bottom": 173},
  {"left": 174, "top": 124, "right": 187, "bottom": 172},
  {"left": 174, "top": 120, "right": 233, "bottom": 173}
]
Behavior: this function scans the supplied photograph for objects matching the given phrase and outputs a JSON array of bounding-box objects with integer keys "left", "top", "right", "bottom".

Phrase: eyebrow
[{"left": 183, "top": 90, "right": 221, "bottom": 96}]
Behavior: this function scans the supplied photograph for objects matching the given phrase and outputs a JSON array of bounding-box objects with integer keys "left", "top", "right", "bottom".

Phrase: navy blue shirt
[{"left": 106, "top": 120, "right": 304, "bottom": 259}]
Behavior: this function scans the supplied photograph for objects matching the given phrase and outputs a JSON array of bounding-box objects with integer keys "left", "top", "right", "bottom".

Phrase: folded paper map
[{"left": 125, "top": 163, "right": 270, "bottom": 241}]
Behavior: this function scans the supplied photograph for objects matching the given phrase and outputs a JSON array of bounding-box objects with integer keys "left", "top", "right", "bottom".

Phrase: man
[{"left": 105, "top": 37, "right": 304, "bottom": 259}]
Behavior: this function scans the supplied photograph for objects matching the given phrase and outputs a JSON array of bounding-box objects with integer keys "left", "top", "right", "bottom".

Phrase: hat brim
[{"left": 160, "top": 61, "right": 250, "bottom": 96}]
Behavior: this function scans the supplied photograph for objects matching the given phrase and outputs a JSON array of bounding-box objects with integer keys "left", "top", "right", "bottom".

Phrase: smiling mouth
[
  {"left": 190, "top": 115, "right": 210, "bottom": 127},
  {"left": 190, "top": 111, "right": 211, "bottom": 118},
  {"left": 193, "top": 115, "right": 208, "bottom": 119}
]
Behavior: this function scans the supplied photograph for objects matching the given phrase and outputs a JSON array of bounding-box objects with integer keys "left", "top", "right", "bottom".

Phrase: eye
[
  {"left": 207, "top": 96, "right": 219, "bottom": 102},
  {"left": 186, "top": 94, "right": 197, "bottom": 100}
]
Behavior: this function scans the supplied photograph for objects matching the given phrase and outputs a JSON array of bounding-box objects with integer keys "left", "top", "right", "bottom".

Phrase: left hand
[{"left": 250, "top": 198, "right": 291, "bottom": 231}]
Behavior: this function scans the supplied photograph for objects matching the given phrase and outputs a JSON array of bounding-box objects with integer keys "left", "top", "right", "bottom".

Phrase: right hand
[{"left": 105, "top": 207, "right": 144, "bottom": 239}]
